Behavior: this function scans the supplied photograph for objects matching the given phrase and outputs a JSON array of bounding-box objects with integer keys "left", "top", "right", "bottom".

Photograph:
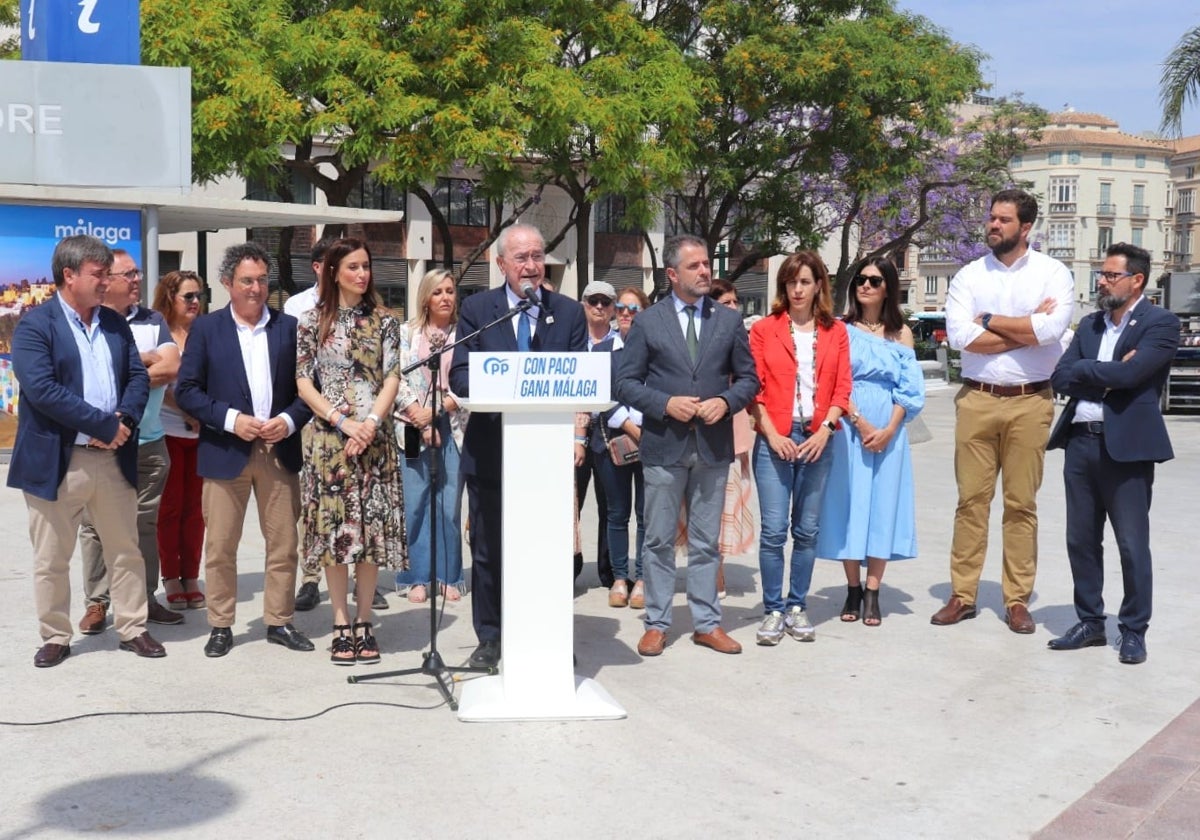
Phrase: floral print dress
[{"left": 297, "top": 304, "right": 407, "bottom": 571}]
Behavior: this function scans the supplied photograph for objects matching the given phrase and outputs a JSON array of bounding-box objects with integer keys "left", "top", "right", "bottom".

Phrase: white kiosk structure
[{"left": 457, "top": 351, "right": 627, "bottom": 722}]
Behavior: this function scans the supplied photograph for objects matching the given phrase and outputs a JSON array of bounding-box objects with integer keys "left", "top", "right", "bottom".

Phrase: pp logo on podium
[{"left": 482, "top": 357, "right": 510, "bottom": 376}]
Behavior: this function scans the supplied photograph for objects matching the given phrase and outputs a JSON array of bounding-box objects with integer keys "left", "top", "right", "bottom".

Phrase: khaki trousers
[
  {"left": 26, "top": 448, "right": 148, "bottom": 644},
  {"left": 949, "top": 387, "right": 1054, "bottom": 606},
  {"left": 202, "top": 441, "right": 301, "bottom": 628}
]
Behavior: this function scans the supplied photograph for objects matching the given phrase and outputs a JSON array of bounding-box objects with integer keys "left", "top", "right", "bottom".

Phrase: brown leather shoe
[
  {"left": 930, "top": 597, "right": 977, "bottom": 626},
  {"left": 1005, "top": 603, "right": 1036, "bottom": 634},
  {"left": 118, "top": 631, "right": 166, "bottom": 658},
  {"left": 608, "top": 580, "right": 629, "bottom": 608},
  {"left": 79, "top": 602, "right": 108, "bottom": 635},
  {"left": 692, "top": 626, "right": 742, "bottom": 654},
  {"left": 34, "top": 642, "right": 70, "bottom": 668},
  {"left": 628, "top": 580, "right": 645, "bottom": 610},
  {"left": 147, "top": 600, "right": 185, "bottom": 626},
  {"left": 637, "top": 629, "right": 667, "bottom": 657}
]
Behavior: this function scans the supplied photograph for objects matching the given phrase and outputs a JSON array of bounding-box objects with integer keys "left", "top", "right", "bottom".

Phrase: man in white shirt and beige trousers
[{"left": 931, "top": 189, "right": 1074, "bottom": 635}]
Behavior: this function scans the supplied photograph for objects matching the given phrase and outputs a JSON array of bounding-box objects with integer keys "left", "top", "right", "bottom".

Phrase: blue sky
[{"left": 899, "top": 1, "right": 1200, "bottom": 138}]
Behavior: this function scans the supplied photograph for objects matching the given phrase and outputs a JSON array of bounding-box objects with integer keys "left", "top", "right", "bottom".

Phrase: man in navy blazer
[
  {"left": 449, "top": 224, "right": 587, "bottom": 667},
  {"left": 8, "top": 235, "right": 165, "bottom": 667},
  {"left": 615, "top": 234, "right": 759, "bottom": 657},
  {"left": 175, "top": 242, "right": 314, "bottom": 658},
  {"left": 1047, "top": 242, "right": 1180, "bottom": 665}
]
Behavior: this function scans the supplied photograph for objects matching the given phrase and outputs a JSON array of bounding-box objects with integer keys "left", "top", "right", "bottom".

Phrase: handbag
[{"left": 598, "top": 416, "right": 640, "bottom": 465}]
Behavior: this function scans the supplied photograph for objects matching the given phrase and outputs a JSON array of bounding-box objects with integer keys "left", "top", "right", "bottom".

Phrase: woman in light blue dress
[{"left": 817, "top": 257, "right": 924, "bottom": 626}]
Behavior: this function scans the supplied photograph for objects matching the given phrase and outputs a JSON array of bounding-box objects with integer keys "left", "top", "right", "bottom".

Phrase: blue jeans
[
  {"left": 753, "top": 420, "right": 833, "bottom": 614},
  {"left": 397, "top": 415, "right": 465, "bottom": 591},
  {"left": 595, "top": 454, "right": 644, "bottom": 581}
]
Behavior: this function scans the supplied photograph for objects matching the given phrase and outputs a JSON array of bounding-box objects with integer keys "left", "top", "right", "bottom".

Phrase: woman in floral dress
[{"left": 296, "top": 238, "right": 406, "bottom": 665}]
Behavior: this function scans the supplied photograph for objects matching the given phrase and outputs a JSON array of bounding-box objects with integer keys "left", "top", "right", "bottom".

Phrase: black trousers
[{"left": 575, "top": 448, "right": 612, "bottom": 585}]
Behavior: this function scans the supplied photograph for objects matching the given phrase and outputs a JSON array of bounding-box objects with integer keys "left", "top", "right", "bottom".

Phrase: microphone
[{"left": 519, "top": 281, "right": 540, "bottom": 308}]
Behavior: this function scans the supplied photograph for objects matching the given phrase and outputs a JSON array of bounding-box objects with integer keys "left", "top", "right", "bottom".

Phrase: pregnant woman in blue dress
[{"left": 817, "top": 257, "right": 925, "bottom": 626}]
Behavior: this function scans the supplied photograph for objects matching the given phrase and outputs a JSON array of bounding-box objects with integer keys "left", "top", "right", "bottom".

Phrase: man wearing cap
[{"left": 574, "top": 280, "right": 618, "bottom": 591}]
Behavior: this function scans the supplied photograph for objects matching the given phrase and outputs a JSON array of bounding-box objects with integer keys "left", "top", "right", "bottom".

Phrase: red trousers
[{"left": 157, "top": 435, "right": 205, "bottom": 580}]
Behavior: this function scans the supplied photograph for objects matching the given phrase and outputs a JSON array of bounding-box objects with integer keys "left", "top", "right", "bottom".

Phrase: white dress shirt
[{"left": 1073, "top": 296, "right": 1144, "bottom": 424}]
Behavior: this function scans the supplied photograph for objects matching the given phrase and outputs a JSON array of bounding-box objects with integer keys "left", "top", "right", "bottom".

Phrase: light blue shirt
[
  {"left": 1074, "top": 296, "right": 1144, "bottom": 424},
  {"left": 57, "top": 294, "right": 117, "bottom": 446}
]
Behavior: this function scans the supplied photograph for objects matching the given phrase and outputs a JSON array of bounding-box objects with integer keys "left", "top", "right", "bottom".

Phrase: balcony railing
[
  {"left": 1130, "top": 204, "right": 1149, "bottom": 217},
  {"left": 1175, "top": 252, "right": 1192, "bottom": 265},
  {"left": 1049, "top": 202, "right": 1077, "bottom": 215},
  {"left": 918, "top": 251, "right": 952, "bottom": 264},
  {"left": 1095, "top": 203, "right": 1116, "bottom": 216},
  {"left": 1047, "top": 247, "right": 1076, "bottom": 259}
]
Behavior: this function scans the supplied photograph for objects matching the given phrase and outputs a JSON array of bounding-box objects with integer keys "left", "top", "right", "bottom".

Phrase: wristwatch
[
  {"left": 118, "top": 414, "right": 138, "bottom": 433},
  {"left": 822, "top": 419, "right": 837, "bottom": 434},
  {"left": 848, "top": 412, "right": 861, "bottom": 426},
  {"left": 981, "top": 312, "right": 993, "bottom": 332}
]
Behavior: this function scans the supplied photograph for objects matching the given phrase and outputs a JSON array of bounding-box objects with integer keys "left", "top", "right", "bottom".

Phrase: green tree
[
  {"left": 1, "top": 0, "right": 19, "bottom": 58},
  {"left": 1161, "top": 24, "right": 1200, "bottom": 136},
  {"left": 646, "top": 1, "right": 985, "bottom": 286}
]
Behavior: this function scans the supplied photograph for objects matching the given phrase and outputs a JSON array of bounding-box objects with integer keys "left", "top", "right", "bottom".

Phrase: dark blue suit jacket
[
  {"left": 175, "top": 305, "right": 311, "bottom": 480},
  {"left": 449, "top": 285, "right": 587, "bottom": 478},
  {"left": 1048, "top": 298, "right": 1180, "bottom": 463},
  {"left": 7, "top": 295, "right": 149, "bottom": 501},
  {"left": 615, "top": 296, "right": 759, "bottom": 467}
]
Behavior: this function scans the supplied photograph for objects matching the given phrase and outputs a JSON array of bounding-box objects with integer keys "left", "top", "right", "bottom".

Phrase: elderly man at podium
[{"left": 450, "top": 224, "right": 587, "bottom": 669}]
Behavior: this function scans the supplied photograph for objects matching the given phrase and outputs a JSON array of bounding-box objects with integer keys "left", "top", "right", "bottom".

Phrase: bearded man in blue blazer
[{"left": 1047, "top": 242, "right": 1180, "bottom": 665}]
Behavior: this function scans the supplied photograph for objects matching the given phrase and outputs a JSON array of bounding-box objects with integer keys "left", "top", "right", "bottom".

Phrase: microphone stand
[{"left": 349, "top": 299, "right": 534, "bottom": 710}]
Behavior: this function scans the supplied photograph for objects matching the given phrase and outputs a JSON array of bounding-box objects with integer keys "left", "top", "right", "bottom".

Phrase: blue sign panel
[{"left": 20, "top": 0, "right": 141, "bottom": 65}]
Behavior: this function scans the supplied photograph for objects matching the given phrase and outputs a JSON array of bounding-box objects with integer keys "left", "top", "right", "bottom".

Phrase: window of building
[
  {"left": 433, "top": 178, "right": 489, "bottom": 226},
  {"left": 1048, "top": 151, "right": 1062, "bottom": 165},
  {"left": 1048, "top": 222, "right": 1075, "bottom": 253},
  {"left": 663, "top": 195, "right": 693, "bottom": 236},
  {"left": 924, "top": 276, "right": 938, "bottom": 296},
  {"left": 1135, "top": 154, "right": 1146, "bottom": 168},
  {"left": 1180, "top": 189, "right": 1196, "bottom": 214},
  {"left": 246, "top": 170, "right": 315, "bottom": 204},
  {"left": 1188, "top": 165, "right": 1197, "bottom": 179},
  {"left": 1180, "top": 230, "right": 1193, "bottom": 259},
  {"left": 1131, "top": 228, "right": 1144, "bottom": 247},
  {"left": 346, "top": 173, "right": 404, "bottom": 212},
  {"left": 595, "top": 194, "right": 634, "bottom": 234},
  {"left": 1049, "top": 176, "right": 1078, "bottom": 212},
  {"left": 1101, "top": 152, "right": 1113, "bottom": 166},
  {"left": 1068, "top": 150, "right": 1081, "bottom": 164},
  {"left": 1099, "top": 183, "right": 1112, "bottom": 205},
  {"left": 1133, "top": 184, "right": 1146, "bottom": 205},
  {"left": 1097, "top": 226, "right": 1113, "bottom": 254},
  {"left": 1010, "top": 154, "right": 1022, "bottom": 167}
]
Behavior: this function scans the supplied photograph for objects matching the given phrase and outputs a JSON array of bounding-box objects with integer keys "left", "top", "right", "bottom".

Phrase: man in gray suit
[{"left": 615, "top": 235, "right": 759, "bottom": 656}]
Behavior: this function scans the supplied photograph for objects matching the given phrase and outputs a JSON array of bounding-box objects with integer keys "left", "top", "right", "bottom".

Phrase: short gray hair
[
  {"left": 663, "top": 235, "right": 707, "bottom": 271},
  {"left": 219, "top": 241, "right": 272, "bottom": 283},
  {"left": 495, "top": 223, "right": 544, "bottom": 257},
  {"left": 52, "top": 235, "right": 113, "bottom": 287}
]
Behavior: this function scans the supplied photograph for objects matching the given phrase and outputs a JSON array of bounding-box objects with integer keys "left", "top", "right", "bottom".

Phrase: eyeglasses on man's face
[
  {"left": 1097, "top": 271, "right": 1133, "bottom": 282},
  {"left": 586, "top": 295, "right": 613, "bottom": 307},
  {"left": 109, "top": 268, "right": 143, "bottom": 281}
]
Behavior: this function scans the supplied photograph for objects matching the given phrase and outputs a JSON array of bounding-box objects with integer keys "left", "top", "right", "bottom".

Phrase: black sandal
[
  {"left": 840, "top": 585, "right": 864, "bottom": 622},
  {"left": 863, "top": 588, "right": 882, "bottom": 626},
  {"left": 353, "top": 621, "right": 381, "bottom": 664},
  {"left": 330, "top": 624, "right": 356, "bottom": 665}
]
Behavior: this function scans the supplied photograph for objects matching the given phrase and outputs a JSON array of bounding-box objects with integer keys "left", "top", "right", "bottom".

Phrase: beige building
[{"left": 1167, "top": 135, "right": 1200, "bottom": 276}]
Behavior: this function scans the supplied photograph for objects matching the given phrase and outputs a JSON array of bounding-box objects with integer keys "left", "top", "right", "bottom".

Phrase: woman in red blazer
[{"left": 747, "top": 251, "right": 852, "bottom": 646}]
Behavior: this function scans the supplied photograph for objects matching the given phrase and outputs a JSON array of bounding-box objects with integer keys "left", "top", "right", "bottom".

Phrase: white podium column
[{"left": 457, "top": 353, "right": 626, "bottom": 722}]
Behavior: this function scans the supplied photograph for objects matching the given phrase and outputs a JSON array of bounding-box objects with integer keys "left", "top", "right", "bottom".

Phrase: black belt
[
  {"left": 1071, "top": 421, "right": 1104, "bottom": 436},
  {"left": 962, "top": 378, "right": 1051, "bottom": 397}
]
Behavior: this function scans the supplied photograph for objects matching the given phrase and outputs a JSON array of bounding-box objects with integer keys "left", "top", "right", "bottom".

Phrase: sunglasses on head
[
  {"left": 853, "top": 274, "right": 884, "bottom": 288},
  {"left": 615, "top": 303, "right": 641, "bottom": 313},
  {"left": 180, "top": 292, "right": 202, "bottom": 303},
  {"left": 585, "top": 295, "right": 613, "bottom": 307}
]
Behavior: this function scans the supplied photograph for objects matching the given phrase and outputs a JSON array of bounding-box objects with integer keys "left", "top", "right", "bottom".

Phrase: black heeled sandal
[
  {"left": 330, "top": 624, "right": 356, "bottom": 665},
  {"left": 863, "top": 588, "right": 882, "bottom": 626},
  {"left": 353, "top": 621, "right": 380, "bottom": 664},
  {"left": 840, "top": 585, "right": 864, "bottom": 622}
]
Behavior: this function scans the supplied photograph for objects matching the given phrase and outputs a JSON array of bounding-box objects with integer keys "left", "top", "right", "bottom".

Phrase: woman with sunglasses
[
  {"left": 596, "top": 286, "right": 650, "bottom": 608},
  {"left": 747, "top": 251, "right": 852, "bottom": 645},
  {"left": 817, "top": 257, "right": 924, "bottom": 626},
  {"left": 153, "top": 271, "right": 207, "bottom": 609}
]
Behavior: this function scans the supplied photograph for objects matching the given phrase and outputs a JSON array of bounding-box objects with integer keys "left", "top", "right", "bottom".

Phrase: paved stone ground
[{"left": 0, "top": 382, "right": 1196, "bottom": 839}]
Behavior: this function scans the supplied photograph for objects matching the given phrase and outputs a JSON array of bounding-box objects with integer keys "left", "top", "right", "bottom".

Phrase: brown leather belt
[{"left": 962, "top": 378, "right": 1050, "bottom": 397}]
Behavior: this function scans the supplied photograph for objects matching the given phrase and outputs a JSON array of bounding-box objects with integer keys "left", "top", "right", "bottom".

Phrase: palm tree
[{"left": 1161, "top": 25, "right": 1200, "bottom": 136}]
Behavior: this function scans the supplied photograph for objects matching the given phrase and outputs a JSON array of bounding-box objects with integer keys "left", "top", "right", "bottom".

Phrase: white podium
[{"left": 457, "top": 352, "right": 627, "bottom": 722}]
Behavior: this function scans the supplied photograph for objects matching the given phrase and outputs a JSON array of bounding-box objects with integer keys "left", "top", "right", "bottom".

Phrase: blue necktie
[{"left": 517, "top": 309, "right": 531, "bottom": 351}]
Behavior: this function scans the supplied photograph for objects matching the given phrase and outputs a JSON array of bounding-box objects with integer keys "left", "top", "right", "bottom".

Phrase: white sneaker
[
  {"left": 784, "top": 606, "right": 816, "bottom": 642},
  {"left": 756, "top": 611, "right": 786, "bottom": 646}
]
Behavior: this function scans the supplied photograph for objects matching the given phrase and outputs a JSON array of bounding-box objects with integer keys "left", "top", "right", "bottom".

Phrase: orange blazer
[{"left": 748, "top": 312, "right": 852, "bottom": 435}]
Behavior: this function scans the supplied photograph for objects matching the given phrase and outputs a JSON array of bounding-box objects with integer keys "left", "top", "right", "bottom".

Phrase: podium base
[{"left": 457, "top": 674, "right": 627, "bottom": 722}]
